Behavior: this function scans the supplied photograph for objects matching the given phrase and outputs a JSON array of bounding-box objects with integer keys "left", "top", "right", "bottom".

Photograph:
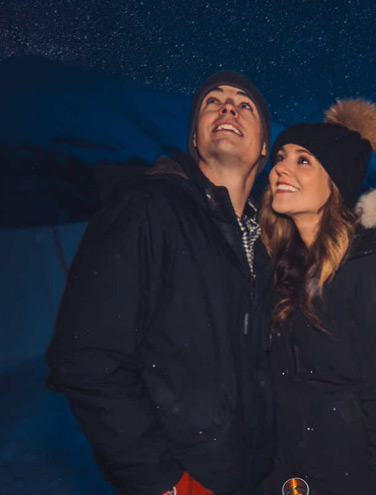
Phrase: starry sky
[{"left": 1, "top": 0, "right": 375, "bottom": 123}]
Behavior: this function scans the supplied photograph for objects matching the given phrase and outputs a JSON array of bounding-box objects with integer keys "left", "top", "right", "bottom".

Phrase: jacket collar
[
  {"left": 174, "top": 152, "right": 265, "bottom": 276},
  {"left": 173, "top": 151, "right": 246, "bottom": 225},
  {"left": 150, "top": 152, "right": 266, "bottom": 276},
  {"left": 349, "top": 227, "right": 376, "bottom": 260}
]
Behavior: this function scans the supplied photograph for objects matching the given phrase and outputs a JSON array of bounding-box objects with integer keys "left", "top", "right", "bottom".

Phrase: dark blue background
[{"left": 1, "top": 1, "right": 375, "bottom": 493}]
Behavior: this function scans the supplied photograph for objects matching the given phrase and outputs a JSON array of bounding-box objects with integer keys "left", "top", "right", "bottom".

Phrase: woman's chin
[{"left": 271, "top": 199, "right": 291, "bottom": 216}]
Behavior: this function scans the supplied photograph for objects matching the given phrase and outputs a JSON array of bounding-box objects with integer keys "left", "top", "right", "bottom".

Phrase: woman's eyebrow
[{"left": 295, "top": 148, "right": 313, "bottom": 155}]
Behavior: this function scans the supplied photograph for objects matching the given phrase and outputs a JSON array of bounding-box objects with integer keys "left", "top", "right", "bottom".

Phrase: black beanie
[
  {"left": 271, "top": 99, "right": 376, "bottom": 209},
  {"left": 188, "top": 71, "right": 271, "bottom": 171}
]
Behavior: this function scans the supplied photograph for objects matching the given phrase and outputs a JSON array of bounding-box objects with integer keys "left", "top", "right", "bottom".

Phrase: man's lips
[
  {"left": 275, "top": 182, "right": 300, "bottom": 193},
  {"left": 213, "top": 121, "right": 243, "bottom": 136}
]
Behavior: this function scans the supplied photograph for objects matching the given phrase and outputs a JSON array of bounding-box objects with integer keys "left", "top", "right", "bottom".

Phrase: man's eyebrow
[
  {"left": 208, "top": 87, "right": 224, "bottom": 93},
  {"left": 236, "top": 90, "right": 251, "bottom": 98}
]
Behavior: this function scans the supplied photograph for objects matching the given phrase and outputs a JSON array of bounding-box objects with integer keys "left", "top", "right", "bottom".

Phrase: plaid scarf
[{"left": 236, "top": 200, "right": 261, "bottom": 276}]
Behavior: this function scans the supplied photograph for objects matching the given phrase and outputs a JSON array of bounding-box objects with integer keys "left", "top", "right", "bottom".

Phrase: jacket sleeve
[
  {"left": 356, "top": 251, "right": 376, "bottom": 491},
  {"left": 46, "top": 190, "right": 183, "bottom": 495}
]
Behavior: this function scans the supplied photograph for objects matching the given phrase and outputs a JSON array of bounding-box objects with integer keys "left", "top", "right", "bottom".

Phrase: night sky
[
  {"left": 1, "top": 0, "right": 375, "bottom": 123},
  {"left": 1, "top": 5, "right": 376, "bottom": 493}
]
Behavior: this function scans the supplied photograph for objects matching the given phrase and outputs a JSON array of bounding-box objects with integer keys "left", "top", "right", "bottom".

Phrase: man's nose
[{"left": 219, "top": 101, "right": 238, "bottom": 117}]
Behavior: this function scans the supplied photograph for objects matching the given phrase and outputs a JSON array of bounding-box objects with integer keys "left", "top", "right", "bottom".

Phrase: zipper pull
[
  {"left": 243, "top": 312, "right": 249, "bottom": 335},
  {"left": 250, "top": 272, "right": 256, "bottom": 300}
]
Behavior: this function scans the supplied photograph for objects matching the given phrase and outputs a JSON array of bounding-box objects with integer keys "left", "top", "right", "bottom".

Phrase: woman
[{"left": 259, "top": 99, "right": 376, "bottom": 495}]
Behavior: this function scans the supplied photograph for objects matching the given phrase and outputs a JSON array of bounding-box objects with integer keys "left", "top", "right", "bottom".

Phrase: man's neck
[{"left": 198, "top": 158, "right": 258, "bottom": 217}]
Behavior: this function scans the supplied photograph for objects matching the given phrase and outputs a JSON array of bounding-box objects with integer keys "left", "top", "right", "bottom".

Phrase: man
[{"left": 46, "top": 71, "right": 273, "bottom": 495}]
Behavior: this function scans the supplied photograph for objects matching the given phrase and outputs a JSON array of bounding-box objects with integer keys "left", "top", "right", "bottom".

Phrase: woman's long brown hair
[{"left": 259, "top": 183, "right": 359, "bottom": 331}]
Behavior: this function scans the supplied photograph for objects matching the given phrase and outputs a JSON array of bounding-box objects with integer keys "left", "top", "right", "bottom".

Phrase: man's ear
[
  {"left": 261, "top": 141, "right": 267, "bottom": 156},
  {"left": 193, "top": 132, "right": 197, "bottom": 147}
]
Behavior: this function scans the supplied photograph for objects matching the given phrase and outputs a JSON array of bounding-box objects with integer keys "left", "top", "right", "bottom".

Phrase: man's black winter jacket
[{"left": 46, "top": 152, "right": 273, "bottom": 495}]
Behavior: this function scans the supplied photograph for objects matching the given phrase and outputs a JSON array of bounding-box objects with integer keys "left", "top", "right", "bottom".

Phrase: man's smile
[{"left": 213, "top": 121, "right": 243, "bottom": 136}]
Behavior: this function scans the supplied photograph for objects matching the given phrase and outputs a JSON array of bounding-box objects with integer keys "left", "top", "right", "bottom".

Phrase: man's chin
[{"left": 206, "top": 141, "right": 242, "bottom": 158}]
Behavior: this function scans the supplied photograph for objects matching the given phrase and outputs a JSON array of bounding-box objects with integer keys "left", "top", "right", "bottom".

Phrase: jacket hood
[
  {"left": 350, "top": 189, "right": 376, "bottom": 259},
  {"left": 356, "top": 189, "right": 376, "bottom": 229},
  {"left": 147, "top": 155, "right": 189, "bottom": 179}
]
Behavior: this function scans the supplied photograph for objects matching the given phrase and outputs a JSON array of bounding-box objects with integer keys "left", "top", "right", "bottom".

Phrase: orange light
[{"left": 282, "top": 477, "right": 309, "bottom": 495}]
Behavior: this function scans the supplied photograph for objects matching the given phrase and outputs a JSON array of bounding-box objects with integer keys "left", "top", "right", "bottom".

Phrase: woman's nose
[{"left": 273, "top": 159, "right": 290, "bottom": 176}]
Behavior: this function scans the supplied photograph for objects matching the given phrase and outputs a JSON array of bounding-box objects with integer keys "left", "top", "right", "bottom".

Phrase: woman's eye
[
  {"left": 298, "top": 156, "right": 310, "bottom": 165},
  {"left": 275, "top": 154, "right": 284, "bottom": 163}
]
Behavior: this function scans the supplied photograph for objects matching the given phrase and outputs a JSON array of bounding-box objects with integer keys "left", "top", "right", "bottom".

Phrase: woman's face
[{"left": 269, "top": 143, "right": 332, "bottom": 221}]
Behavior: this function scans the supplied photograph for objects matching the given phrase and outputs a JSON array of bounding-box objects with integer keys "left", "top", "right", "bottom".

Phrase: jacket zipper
[{"left": 244, "top": 273, "right": 256, "bottom": 335}]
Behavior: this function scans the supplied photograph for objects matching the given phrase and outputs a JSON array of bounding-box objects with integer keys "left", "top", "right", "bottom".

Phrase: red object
[{"left": 175, "top": 472, "right": 214, "bottom": 495}]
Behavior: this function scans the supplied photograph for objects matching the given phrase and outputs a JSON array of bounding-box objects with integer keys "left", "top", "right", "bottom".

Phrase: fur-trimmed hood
[
  {"left": 350, "top": 189, "right": 376, "bottom": 260},
  {"left": 356, "top": 189, "right": 376, "bottom": 228}
]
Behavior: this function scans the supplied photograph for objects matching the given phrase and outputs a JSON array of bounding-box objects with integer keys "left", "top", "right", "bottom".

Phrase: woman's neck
[{"left": 293, "top": 214, "right": 322, "bottom": 248}]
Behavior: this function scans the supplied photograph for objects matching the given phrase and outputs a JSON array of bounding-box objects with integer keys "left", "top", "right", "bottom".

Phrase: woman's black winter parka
[
  {"left": 267, "top": 226, "right": 376, "bottom": 495},
  {"left": 46, "top": 152, "right": 274, "bottom": 495}
]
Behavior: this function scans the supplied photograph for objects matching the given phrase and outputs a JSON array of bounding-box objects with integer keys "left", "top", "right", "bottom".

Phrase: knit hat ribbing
[
  {"left": 188, "top": 71, "right": 271, "bottom": 171},
  {"left": 272, "top": 99, "right": 376, "bottom": 208}
]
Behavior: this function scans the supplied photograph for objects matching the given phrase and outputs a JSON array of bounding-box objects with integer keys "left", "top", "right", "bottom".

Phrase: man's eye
[
  {"left": 240, "top": 102, "right": 253, "bottom": 111},
  {"left": 206, "top": 97, "right": 218, "bottom": 105}
]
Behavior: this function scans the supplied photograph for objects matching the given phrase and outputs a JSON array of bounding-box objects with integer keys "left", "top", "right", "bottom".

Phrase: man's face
[{"left": 193, "top": 85, "right": 266, "bottom": 167}]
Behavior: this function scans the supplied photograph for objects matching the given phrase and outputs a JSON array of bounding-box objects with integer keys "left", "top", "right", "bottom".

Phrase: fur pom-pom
[
  {"left": 356, "top": 189, "right": 376, "bottom": 228},
  {"left": 325, "top": 99, "right": 376, "bottom": 151}
]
